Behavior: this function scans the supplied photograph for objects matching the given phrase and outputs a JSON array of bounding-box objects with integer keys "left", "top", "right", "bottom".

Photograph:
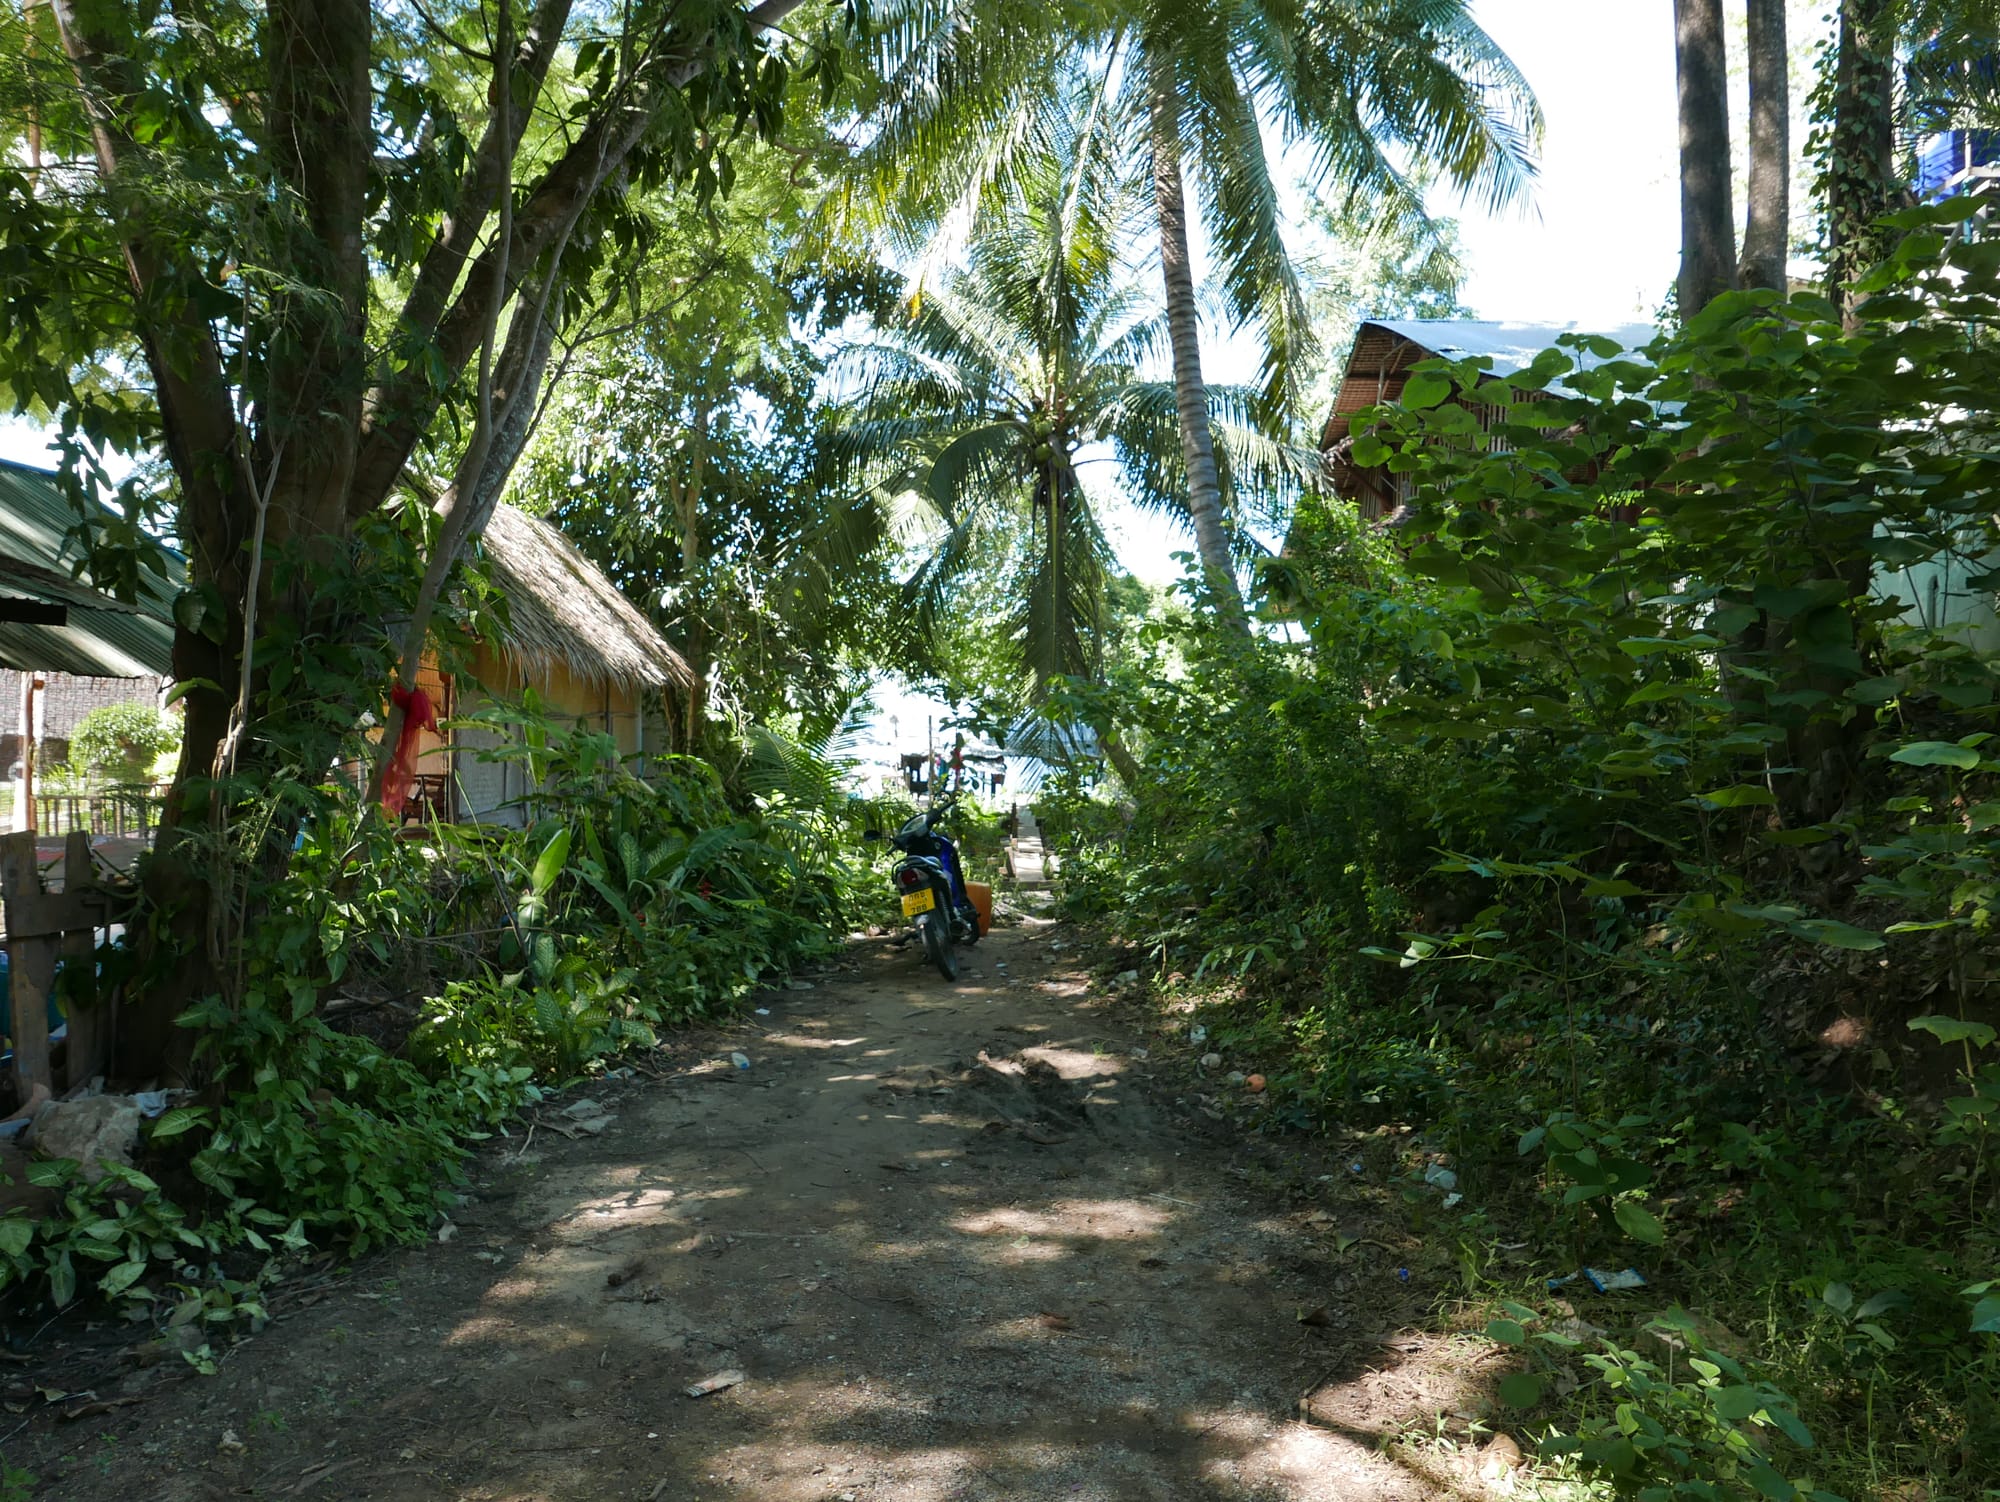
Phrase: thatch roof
[{"left": 476, "top": 504, "right": 691, "bottom": 692}]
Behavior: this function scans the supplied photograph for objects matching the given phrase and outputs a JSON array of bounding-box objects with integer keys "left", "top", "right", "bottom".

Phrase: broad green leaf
[
  {"left": 0, "top": 1218, "right": 31, "bottom": 1259},
  {"left": 1746, "top": 1462, "right": 1798, "bottom": 1501},
  {"left": 530, "top": 826, "right": 573, "bottom": 895},
  {"left": 1857, "top": 1290, "right": 1909, "bottom": 1319},
  {"left": 1485, "top": 1318, "right": 1527, "bottom": 1346},
  {"left": 1711, "top": 1385, "right": 1763, "bottom": 1421},
  {"left": 1890, "top": 740, "right": 1980, "bottom": 768},
  {"left": 49, "top": 1251, "right": 74, "bottom": 1308},
  {"left": 1767, "top": 1406, "right": 1814, "bottom": 1448},
  {"left": 99, "top": 1259, "right": 147, "bottom": 1298},
  {"left": 1584, "top": 878, "right": 1645, "bottom": 898},
  {"left": 1625, "top": 680, "right": 1698, "bottom": 705},
  {"left": 1910, "top": 1016, "right": 1997, "bottom": 1048},
  {"left": 1401, "top": 371, "right": 1451, "bottom": 411},
  {"left": 1698, "top": 785, "right": 1777, "bottom": 809},
  {"left": 1613, "top": 1199, "right": 1666, "bottom": 1245},
  {"left": 1792, "top": 919, "right": 1884, "bottom": 952},
  {"left": 1970, "top": 1295, "right": 2000, "bottom": 1333},
  {"left": 1497, "top": 1371, "right": 1543, "bottom": 1408},
  {"left": 149, "top": 1107, "right": 207, "bottom": 1140}
]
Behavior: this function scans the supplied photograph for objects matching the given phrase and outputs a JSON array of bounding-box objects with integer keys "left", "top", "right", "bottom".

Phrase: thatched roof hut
[{"left": 476, "top": 504, "right": 691, "bottom": 692}]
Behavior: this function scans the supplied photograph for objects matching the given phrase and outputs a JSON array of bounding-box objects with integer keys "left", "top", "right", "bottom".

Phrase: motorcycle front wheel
[{"left": 919, "top": 911, "right": 958, "bottom": 981}]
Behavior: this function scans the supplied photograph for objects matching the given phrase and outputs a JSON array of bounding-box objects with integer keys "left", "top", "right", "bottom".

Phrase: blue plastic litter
[
  {"left": 1548, "top": 1266, "right": 1648, "bottom": 1293},
  {"left": 0, "top": 950, "right": 67, "bottom": 1033}
]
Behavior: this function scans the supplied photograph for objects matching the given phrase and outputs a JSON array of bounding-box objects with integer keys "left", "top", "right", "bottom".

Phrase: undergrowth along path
[{"left": 18, "top": 920, "right": 1510, "bottom": 1500}]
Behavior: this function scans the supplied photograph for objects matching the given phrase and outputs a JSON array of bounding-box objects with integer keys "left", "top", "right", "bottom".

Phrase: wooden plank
[
  {"left": 7, "top": 935, "right": 53, "bottom": 1096},
  {"left": 0, "top": 888, "right": 105, "bottom": 939},
  {"left": 0, "top": 831, "right": 33, "bottom": 900},
  {"left": 58, "top": 831, "right": 103, "bottom": 1090},
  {"left": 59, "top": 924, "right": 100, "bottom": 1091}
]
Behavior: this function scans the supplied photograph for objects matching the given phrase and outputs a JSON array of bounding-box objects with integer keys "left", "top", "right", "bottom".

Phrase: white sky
[{"left": 1451, "top": 0, "right": 1684, "bottom": 327}]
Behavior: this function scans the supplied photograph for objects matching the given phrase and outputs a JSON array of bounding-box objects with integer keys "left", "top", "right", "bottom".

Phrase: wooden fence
[
  {"left": 1, "top": 830, "right": 128, "bottom": 1097},
  {"left": 31, "top": 783, "right": 168, "bottom": 841}
]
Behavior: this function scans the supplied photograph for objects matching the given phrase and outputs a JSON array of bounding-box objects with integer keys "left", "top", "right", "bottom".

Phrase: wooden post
[
  {"left": 2, "top": 829, "right": 115, "bottom": 1099},
  {"left": 13, "top": 673, "right": 33, "bottom": 835},
  {"left": 58, "top": 831, "right": 104, "bottom": 1090},
  {"left": 1, "top": 834, "right": 51, "bottom": 1096}
]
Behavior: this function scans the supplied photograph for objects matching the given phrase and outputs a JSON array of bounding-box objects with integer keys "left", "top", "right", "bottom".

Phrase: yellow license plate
[{"left": 901, "top": 888, "right": 935, "bottom": 916}]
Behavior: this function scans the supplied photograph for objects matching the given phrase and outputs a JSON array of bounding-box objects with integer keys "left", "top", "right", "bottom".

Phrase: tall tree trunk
[
  {"left": 1147, "top": 61, "right": 1248, "bottom": 633},
  {"left": 1825, "top": 0, "right": 1901, "bottom": 328},
  {"left": 1739, "top": 0, "right": 1791, "bottom": 293},
  {"left": 48, "top": 0, "right": 810, "bottom": 1082},
  {"left": 1674, "top": 0, "right": 1736, "bottom": 316}
]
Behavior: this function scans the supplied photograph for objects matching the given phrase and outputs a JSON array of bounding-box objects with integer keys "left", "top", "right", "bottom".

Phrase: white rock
[{"left": 29, "top": 1095, "right": 141, "bottom": 1183}]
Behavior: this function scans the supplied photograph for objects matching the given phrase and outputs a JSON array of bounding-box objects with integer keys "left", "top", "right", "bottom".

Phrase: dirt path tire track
[{"left": 14, "top": 921, "right": 1504, "bottom": 1500}]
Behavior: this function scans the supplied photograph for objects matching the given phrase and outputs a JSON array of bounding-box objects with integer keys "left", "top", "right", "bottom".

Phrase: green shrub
[
  {"left": 1045, "top": 211, "right": 2000, "bottom": 1495},
  {"left": 67, "top": 700, "right": 179, "bottom": 782}
]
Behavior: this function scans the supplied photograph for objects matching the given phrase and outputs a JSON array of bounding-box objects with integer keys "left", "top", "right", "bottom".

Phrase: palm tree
[
  {"left": 830, "top": 117, "right": 1308, "bottom": 694},
  {"left": 840, "top": 0, "right": 1542, "bottom": 625}
]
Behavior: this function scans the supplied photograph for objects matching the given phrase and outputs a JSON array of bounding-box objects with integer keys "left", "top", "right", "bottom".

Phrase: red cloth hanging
[{"left": 379, "top": 684, "right": 437, "bottom": 817}]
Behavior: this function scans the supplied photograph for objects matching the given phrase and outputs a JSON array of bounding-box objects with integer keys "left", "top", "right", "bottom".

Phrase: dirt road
[{"left": 15, "top": 918, "right": 1505, "bottom": 1500}]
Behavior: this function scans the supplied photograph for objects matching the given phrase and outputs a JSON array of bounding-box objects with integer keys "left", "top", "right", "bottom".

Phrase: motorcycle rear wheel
[{"left": 919, "top": 912, "right": 958, "bottom": 981}]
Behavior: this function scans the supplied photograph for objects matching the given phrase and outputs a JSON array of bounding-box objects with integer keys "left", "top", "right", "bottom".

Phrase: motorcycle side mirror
[{"left": 862, "top": 829, "right": 885, "bottom": 842}]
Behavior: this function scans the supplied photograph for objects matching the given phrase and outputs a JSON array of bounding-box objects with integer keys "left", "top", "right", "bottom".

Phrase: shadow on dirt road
[{"left": 15, "top": 920, "right": 1505, "bottom": 1501}]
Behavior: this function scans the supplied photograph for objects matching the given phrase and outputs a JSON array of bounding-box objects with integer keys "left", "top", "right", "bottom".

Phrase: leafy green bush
[
  {"left": 1490, "top": 1306, "right": 1826, "bottom": 1501},
  {"left": 0, "top": 694, "right": 861, "bottom": 1326},
  {"left": 66, "top": 700, "right": 179, "bottom": 782},
  {"left": 1051, "top": 204, "right": 2000, "bottom": 1495}
]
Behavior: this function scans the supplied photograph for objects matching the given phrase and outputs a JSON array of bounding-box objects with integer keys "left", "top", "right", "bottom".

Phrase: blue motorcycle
[{"left": 868, "top": 792, "right": 979, "bottom": 980}]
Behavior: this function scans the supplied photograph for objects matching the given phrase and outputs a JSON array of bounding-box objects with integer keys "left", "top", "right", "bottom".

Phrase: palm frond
[{"left": 1012, "top": 480, "right": 1114, "bottom": 692}]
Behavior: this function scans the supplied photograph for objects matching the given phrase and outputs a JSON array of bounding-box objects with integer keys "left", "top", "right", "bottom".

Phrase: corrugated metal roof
[
  {"left": 0, "top": 460, "right": 178, "bottom": 678},
  {"left": 0, "top": 553, "right": 142, "bottom": 614},
  {"left": 1362, "top": 319, "right": 1659, "bottom": 390}
]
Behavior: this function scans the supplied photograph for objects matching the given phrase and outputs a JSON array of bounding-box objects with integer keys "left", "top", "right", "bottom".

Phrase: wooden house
[
  {"left": 0, "top": 458, "right": 688, "bottom": 831},
  {"left": 1320, "top": 319, "right": 1657, "bottom": 523},
  {"left": 411, "top": 503, "right": 690, "bottom": 827}
]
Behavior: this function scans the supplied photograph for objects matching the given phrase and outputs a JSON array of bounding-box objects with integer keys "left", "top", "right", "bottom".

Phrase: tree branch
[
  {"left": 46, "top": 0, "right": 243, "bottom": 563},
  {"left": 351, "top": 0, "right": 813, "bottom": 515},
  {"left": 389, "top": 0, "right": 574, "bottom": 369}
]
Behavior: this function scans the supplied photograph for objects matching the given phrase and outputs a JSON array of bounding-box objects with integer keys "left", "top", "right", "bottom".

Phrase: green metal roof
[{"left": 0, "top": 459, "right": 178, "bottom": 678}]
